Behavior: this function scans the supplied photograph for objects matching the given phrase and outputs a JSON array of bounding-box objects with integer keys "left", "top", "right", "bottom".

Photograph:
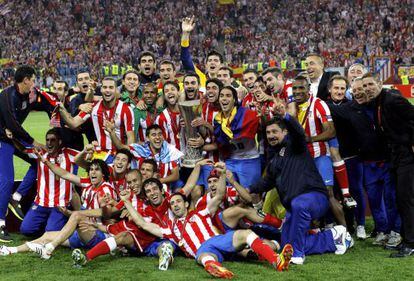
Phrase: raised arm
[
  {"left": 226, "top": 169, "right": 252, "bottom": 204},
  {"left": 180, "top": 16, "right": 196, "bottom": 72},
  {"left": 58, "top": 103, "right": 86, "bottom": 129},
  {"left": 180, "top": 159, "right": 214, "bottom": 196},
  {"left": 207, "top": 162, "right": 227, "bottom": 216},
  {"left": 120, "top": 191, "right": 163, "bottom": 238}
]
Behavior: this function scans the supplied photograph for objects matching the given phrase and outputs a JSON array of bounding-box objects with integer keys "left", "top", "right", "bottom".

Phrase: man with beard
[
  {"left": 181, "top": 72, "right": 204, "bottom": 102},
  {"left": 137, "top": 51, "right": 159, "bottom": 84},
  {"left": 180, "top": 16, "right": 223, "bottom": 89},
  {"left": 58, "top": 77, "right": 135, "bottom": 152},
  {"left": 5, "top": 129, "right": 79, "bottom": 237},
  {"left": 156, "top": 81, "right": 182, "bottom": 151},
  {"left": 361, "top": 73, "right": 414, "bottom": 257},
  {"left": 0, "top": 65, "right": 42, "bottom": 242},
  {"left": 249, "top": 101, "right": 353, "bottom": 265}
]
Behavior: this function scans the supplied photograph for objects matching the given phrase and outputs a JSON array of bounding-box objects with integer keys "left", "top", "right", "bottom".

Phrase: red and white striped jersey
[
  {"left": 160, "top": 204, "right": 219, "bottom": 258},
  {"left": 31, "top": 148, "right": 79, "bottom": 207},
  {"left": 277, "top": 81, "right": 293, "bottom": 103},
  {"left": 108, "top": 166, "right": 126, "bottom": 195},
  {"left": 79, "top": 179, "right": 117, "bottom": 210},
  {"left": 242, "top": 92, "right": 254, "bottom": 108},
  {"left": 202, "top": 102, "right": 220, "bottom": 162},
  {"left": 155, "top": 108, "right": 182, "bottom": 151},
  {"left": 136, "top": 114, "right": 153, "bottom": 143},
  {"left": 78, "top": 100, "right": 134, "bottom": 151},
  {"left": 298, "top": 96, "right": 332, "bottom": 158}
]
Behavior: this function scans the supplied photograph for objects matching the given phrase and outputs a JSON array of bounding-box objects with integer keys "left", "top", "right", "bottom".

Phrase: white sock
[
  {"left": 246, "top": 232, "right": 259, "bottom": 247},
  {"left": 12, "top": 192, "right": 22, "bottom": 202},
  {"left": 105, "top": 237, "right": 118, "bottom": 252},
  {"left": 0, "top": 220, "right": 5, "bottom": 227},
  {"left": 201, "top": 256, "right": 216, "bottom": 266},
  {"left": 8, "top": 247, "right": 18, "bottom": 254},
  {"left": 45, "top": 243, "right": 55, "bottom": 253}
]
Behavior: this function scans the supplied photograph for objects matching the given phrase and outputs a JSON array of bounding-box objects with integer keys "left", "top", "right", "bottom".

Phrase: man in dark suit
[
  {"left": 305, "top": 53, "right": 339, "bottom": 101},
  {"left": 362, "top": 73, "right": 414, "bottom": 257}
]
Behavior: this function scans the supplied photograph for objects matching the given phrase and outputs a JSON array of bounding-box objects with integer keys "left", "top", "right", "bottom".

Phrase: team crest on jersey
[
  {"left": 279, "top": 147, "right": 286, "bottom": 157},
  {"left": 21, "top": 101, "right": 27, "bottom": 110}
]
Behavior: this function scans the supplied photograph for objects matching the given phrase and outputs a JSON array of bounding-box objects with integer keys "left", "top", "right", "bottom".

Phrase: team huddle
[{"left": 1, "top": 17, "right": 414, "bottom": 279}]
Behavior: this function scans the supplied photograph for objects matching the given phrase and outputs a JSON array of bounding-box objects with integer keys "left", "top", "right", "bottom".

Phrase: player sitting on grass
[
  {"left": 73, "top": 162, "right": 293, "bottom": 279},
  {"left": 0, "top": 156, "right": 116, "bottom": 259},
  {"left": 71, "top": 159, "right": 214, "bottom": 271}
]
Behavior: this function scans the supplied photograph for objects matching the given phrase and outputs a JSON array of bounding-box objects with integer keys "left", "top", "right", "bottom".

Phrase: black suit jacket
[{"left": 316, "top": 71, "right": 340, "bottom": 101}]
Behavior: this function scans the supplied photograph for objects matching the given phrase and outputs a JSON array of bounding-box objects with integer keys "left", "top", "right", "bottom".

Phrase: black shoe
[
  {"left": 389, "top": 245, "right": 414, "bottom": 258},
  {"left": 8, "top": 199, "right": 25, "bottom": 221},
  {"left": 0, "top": 226, "right": 12, "bottom": 243}
]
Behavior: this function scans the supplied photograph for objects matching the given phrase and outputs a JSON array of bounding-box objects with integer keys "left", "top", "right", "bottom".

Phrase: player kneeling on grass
[
  {"left": 248, "top": 99, "right": 354, "bottom": 265},
  {"left": 73, "top": 162, "right": 293, "bottom": 279},
  {"left": 0, "top": 156, "right": 116, "bottom": 259}
]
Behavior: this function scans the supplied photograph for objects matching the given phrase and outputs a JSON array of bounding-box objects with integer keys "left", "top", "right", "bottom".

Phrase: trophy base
[{"left": 181, "top": 157, "right": 204, "bottom": 168}]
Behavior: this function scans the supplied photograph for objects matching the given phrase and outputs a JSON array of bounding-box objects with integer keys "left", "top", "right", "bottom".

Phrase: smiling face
[
  {"left": 139, "top": 55, "right": 156, "bottom": 76},
  {"left": 252, "top": 80, "right": 267, "bottom": 100},
  {"left": 113, "top": 153, "right": 130, "bottom": 175},
  {"left": 217, "top": 69, "right": 232, "bottom": 86},
  {"left": 305, "top": 56, "right": 324, "bottom": 81},
  {"left": 362, "top": 77, "right": 382, "bottom": 101},
  {"left": 351, "top": 79, "right": 367, "bottom": 104},
  {"left": 147, "top": 128, "right": 164, "bottom": 151},
  {"left": 125, "top": 171, "right": 142, "bottom": 195},
  {"left": 263, "top": 72, "right": 284, "bottom": 93},
  {"left": 207, "top": 177, "right": 219, "bottom": 197},
  {"left": 45, "top": 133, "right": 62, "bottom": 155},
  {"left": 266, "top": 123, "right": 287, "bottom": 146},
  {"left": 140, "top": 163, "right": 156, "bottom": 181},
  {"left": 169, "top": 194, "right": 188, "bottom": 218},
  {"left": 101, "top": 79, "right": 117, "bottom": 104},
  {"left": 89, "top": 164, "right": 104, "bottom": 186},
  {"left": 206, "top": 55, "right": 222, "bottom": 76},
  {"left": 159, "top": 62, "right": 176, "bottom": 82},
  {"left": 122, "top": 73, "right": 139, "bottom": 93},
  {"left": 206, "top": 81, "right": 220, "bottom": 103},
  {"left": 292, "top": 79, "right": 310, "bottom": 104},
  {"left": 219, "top": 88, "right": 236, "bottom": 115},
  {"left": 163, "top": 83, "right": 179, "bottom": 106},
  {"left": 144, "top": 182, "right": 163, "bottom": 206},
  {"left": 142, "top": 85, "right": 157, "bottom": 106},
  {"left": 329, "top": 79, "right": 347, "bottom": 102},
  {"left": 243, "top": 72, "right": 257, "bottom": 91},
  {"left": 184, "top": 76, "right": 199, "bottom": 100}
]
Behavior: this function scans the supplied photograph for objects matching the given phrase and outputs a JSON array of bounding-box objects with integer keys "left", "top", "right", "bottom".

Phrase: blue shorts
[
  {"left": 198, "top": 165, "right": 214, "bottom": 189},
  {"left": 195, "top": 231, "right": 236, "bottom": 263},
  {"left": 144, "top": 239, "right": 178, "bottom": 257},
  {"left": 314, "top": 155, "right": 334, "bottom": 187},
  {"left": 328, "top": 138, "right": 339, "bottom": 148},
  {"left": 20, "top": 204, "right": 68, "bottom": 236},
  {"left": 218, "top": 211, "right": 233, "bottom": 233},
  {"left": 225, "top": 157, "right": 261, "bottom": 188},
  {"left": 68, "top": 229, "right": 106, "bottom": 249}
]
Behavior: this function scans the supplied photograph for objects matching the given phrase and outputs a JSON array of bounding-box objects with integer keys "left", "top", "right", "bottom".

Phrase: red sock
[
  {"left": 262, "top": 214, "right": 282, "bottom": 228},
  {"left": 86, "top": 237, "right": 116, "bottom": 261},
  {"left": 249, "top": 237, "right": 278, "bottom": 265},
  {"left": 333, "top": 161, "right": 350, "bottom": 196}
]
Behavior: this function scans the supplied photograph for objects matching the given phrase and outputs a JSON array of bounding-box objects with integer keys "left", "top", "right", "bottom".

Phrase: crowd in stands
[{"left": 1, "top": 0, "right": 413, "bottom": 88}]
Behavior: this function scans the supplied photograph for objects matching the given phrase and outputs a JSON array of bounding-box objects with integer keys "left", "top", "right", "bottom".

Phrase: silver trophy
[{"left": 178, "top": 99, "right": 204, "bottom": 168}]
